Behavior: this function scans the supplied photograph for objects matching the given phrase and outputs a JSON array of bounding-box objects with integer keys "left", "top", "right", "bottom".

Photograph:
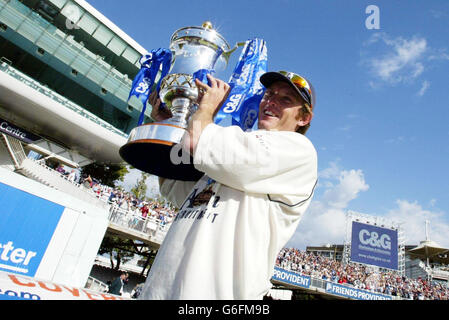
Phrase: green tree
[
  {"left": 131, "top": 171, "right": 149, "bottom": 199},
  {"left": 81, "top": 162, "right": 129, "bottom": 187},
  {"left": 98, "top": 236, "right": 135, "bottom": 270}
]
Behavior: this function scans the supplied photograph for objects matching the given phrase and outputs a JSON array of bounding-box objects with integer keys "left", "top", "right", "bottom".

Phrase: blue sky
[{"left": 87, "top": 0, "right": 449, "bottom": 249}]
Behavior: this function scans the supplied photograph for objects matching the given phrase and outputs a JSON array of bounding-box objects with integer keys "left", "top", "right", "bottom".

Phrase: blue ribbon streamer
[
  {"left": 128, "top": 48, "right": 172, "bottom": 126},
  {"left": 214, "top": 38, "right": 268, "bottom": 131},
  {"left": 193, "top": 68, "right": 216, "bottom": 85}
]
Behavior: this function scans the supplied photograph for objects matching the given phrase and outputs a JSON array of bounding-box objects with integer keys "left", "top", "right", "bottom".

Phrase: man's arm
[
  {"left": 182, "top": 74, "right": 230, "bottom": 155},
  {"left": 193, "top": 124, "right": 318, "bottom": 198}
]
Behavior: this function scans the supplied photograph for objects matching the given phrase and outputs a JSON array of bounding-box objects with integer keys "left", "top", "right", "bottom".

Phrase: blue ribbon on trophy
[
  {"left": 214, "top": 38, "right": 268, "bottom": 131},
  {"left": 193, "top": 68, "right": 216, "bottom": 85},
  {"left": 128, "top": 48, "right": 172, "bottom": 126}
]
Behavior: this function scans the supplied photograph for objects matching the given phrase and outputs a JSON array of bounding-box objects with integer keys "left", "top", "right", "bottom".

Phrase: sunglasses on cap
[{"left": 278, "top": 71, "right": 313, "bottom": 110}]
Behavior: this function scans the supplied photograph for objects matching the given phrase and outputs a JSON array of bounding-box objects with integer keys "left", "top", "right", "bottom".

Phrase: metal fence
[
  {"left": 84, "top": 276, "right": 109, "bottom": 293},
  {"left": 108, "top": 204, "right": 171, "bottom": 243}
]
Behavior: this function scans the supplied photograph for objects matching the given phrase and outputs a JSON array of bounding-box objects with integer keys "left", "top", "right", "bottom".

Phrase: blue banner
[
  {"left": 350, "top": 221, "right": 398, "bottom": 270},
  {"left": 272, "top": 267, "right": 311, "bottom": 289},
  {"left": 128, "top": 49, "right": 172, "bottom": 126},
  {"left": 0, "top": 183, "right": 64, "bottom": 277},
  {"left": 215, "top": 38, "right": 268, "bottom": 131},
  {"left": 325, "top": 282, "right": 393, "bottom": 300}
]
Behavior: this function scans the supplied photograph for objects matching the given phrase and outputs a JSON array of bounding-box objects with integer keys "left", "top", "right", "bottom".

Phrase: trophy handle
[{"left": 221, "top": 42, "right": 246, "bottom": 64}]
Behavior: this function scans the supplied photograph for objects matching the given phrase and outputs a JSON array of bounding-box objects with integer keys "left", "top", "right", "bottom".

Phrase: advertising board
[
  {"left": 350, "top": 221, "right": 398, "bottom": 270},
  {"left": 0, "top": 182, "right": 64, "bottom": 277}
]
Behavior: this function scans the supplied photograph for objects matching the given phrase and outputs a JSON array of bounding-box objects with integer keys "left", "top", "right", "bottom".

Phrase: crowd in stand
[
  {"left": 49, "top": 163, "right": 176, "bottom": 227},
  {"left": 276, "top": 247, "right": 449, "bottom": 300},
  {"left": 76, "top": 172, "right": 177, "bottom": 226},
  {"left": 105, "top": 187, "right": 176, "bottom": 226}
]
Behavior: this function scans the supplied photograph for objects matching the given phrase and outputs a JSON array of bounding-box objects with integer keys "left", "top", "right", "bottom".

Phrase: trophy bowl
[{"left": 119, "top": 22, "right": 231, "bottom": 181}]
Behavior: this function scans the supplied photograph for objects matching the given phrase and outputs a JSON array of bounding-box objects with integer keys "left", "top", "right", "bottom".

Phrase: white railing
[
  {"left": 1, "top": 133, "right": 26, "bottom": 168},
  {"left": 22, "top": 157, "right": 172, "bottom": 243},
  {"left": 23, "top": 159, "right": 172, "bottom": 244},
  {"left": 84, "top": 276, "right": 109, "bottom": 293},
  {"left": 431, "top": 268, "right": 449, "bottom": 281},
  {"left": 19, "top": 157, "right": 108, "bottom": 209},
  {"left": 107, "top": 204, "right": 171, "bottom": 243}
]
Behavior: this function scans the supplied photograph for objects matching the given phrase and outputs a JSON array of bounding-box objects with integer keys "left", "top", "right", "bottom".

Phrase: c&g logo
[{"left": 359, "top": 229, "right": 391, "bottom": 250}]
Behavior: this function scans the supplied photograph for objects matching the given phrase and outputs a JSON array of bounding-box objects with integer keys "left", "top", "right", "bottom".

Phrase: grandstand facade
[{"left": 0, "top": 0, "right": 152, "bottom": 165}]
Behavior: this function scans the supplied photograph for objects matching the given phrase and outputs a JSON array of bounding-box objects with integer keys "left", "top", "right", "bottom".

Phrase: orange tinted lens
[
  {"left": 291, "top": 76, "right": 311, "bottom": 104},
  {"left": 291, "top": 76, "right": 306, "bottom": 88},
  {"left": 291, "top": 75, "right": 309, "bottom": 91},
  {"left": 280, "top": 71, "right": 312, "bottom": 106}
]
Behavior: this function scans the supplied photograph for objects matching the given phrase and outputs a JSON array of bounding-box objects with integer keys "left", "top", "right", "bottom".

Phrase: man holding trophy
[{"left": 139, "top": 70, "right": 318, "bottom": 300}]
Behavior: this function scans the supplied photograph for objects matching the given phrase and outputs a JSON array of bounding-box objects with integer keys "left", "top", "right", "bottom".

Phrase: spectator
[
  {"left": 67, "top": 169, "right": 77, "bottom": 182},
  {"left": 141, "top": 204, "right": 149, "bottom": 219},
  {"left": 108, "top": 189, "right": 117, "bottom": 204},
  {"left": 119, "top": 195, "right": 130, "bottom": 211},
  {"left": 92, "top": 183, "right": 101, "bottom": 197},
  {"left": 82, "top": 175, "right": 93, "bottom": 189},
  {"left": 131, "top": 283, "right": 144, "bottom": 299},
  {"left": 108, "top": 272, "right": 129, "bottom": 296},
  {"left": 56, "top": 164, "right": 65, "bottom": 174}
]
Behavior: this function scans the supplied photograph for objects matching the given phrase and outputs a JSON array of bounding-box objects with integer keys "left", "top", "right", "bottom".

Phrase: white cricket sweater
[{"left": 140, "top": 123, "right": 317, "bottom": 300}]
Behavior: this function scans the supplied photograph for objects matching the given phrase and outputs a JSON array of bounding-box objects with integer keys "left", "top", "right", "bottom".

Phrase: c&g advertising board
[
  {"left": 0, "top": 182, "right": 64, "bottom": 277},
  {"left": 350, "top": 221, "right": 398, "bottom": 270}
]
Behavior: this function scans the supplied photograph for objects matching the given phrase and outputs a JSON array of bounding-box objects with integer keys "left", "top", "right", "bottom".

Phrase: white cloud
[
  {"left": 337, "top": 125, "right": 352, "bottom": 132},
  {"left": 418, "top": 80, "right": 430, "bottom": 96},
  {"left": 288, "top": 163, "right": 369, "bottom": 249},
  {"left": 385, "top": 200, "right": 449, "bottom": 247},
  {"left": 385, "top": 136, "right": 405, "bottom": 144},
  {"left": 321, "top": 169, "right": 369, "bottom": 209},
  {"left": 364, "top": 33, "right": 427, "bottom": 85},
  {"left": 318, "top": 161, "right": 341, "bottom": 180},
  {"left": 429, "top": 198, "right": 437, "bottom": 207},
  {"left": 429, "top": 9, "right": 448, "bottom": 19},
  {"left": 428, "top": 50, "right": 449, "bottom": 61},
  {"left": 287, "top": 162, "right": 449, "bottom": 250}
]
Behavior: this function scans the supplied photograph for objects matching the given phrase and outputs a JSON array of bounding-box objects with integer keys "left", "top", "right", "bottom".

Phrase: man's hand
[
  {"left": 183, "top": 75, "right": 230, "bottom": 155},
  {"left": 194, "top": 74, "right": 230, "bottom": 117}
]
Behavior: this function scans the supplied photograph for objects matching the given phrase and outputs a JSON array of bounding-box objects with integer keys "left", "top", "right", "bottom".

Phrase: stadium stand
[{"left": 276, "top": 247, "right": 448, "bottom": 300}]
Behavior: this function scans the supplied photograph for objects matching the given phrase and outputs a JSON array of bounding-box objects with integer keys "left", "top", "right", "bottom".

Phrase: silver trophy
[{"left": 120, "top": 22, "right": 233, "bottom": 181}]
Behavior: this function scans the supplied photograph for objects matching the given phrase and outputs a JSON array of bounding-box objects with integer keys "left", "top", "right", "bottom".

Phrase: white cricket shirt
[{"left": 140, "top": 123, "right": 317, "bottom": 300}]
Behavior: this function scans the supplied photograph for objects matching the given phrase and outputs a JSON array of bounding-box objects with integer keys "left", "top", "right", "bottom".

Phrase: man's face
[{"left": 258, "top": 81, "right": 310, "bottom": 132}]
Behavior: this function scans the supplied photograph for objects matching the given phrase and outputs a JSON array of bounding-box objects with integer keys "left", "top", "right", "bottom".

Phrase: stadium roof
[
  {"left": 74, "top": 0, "right": 147, "bottom": 55},
  {"left": 408, "top": 240, "right": 449, "bottom": 264}
]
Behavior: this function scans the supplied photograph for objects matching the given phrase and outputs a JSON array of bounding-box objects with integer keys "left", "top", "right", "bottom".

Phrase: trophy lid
[{"left": 170, "top": 21, "right": 231, "bottom": 53}]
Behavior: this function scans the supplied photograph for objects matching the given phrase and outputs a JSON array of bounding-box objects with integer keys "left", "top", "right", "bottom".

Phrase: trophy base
[{"left": 119, "top": 123, "right": 204, "bottom": 182}]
